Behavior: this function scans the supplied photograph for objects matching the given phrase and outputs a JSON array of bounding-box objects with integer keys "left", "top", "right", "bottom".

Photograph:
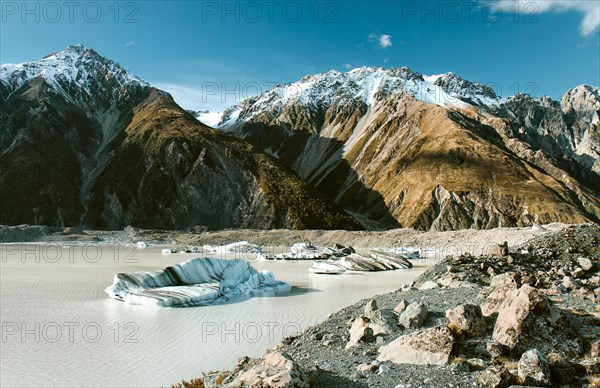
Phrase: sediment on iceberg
[{"left": 104, "top": 257, "right": 290, "bottom": 307}]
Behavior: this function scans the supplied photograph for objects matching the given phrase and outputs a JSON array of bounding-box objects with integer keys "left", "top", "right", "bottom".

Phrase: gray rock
[
  {"left": 578, "top": 256, "right": 593, "bottom": 271},
  {"left": 356, "top": 362, "right": 378, "bottom": 373},
  {"left": 393, "top": 299, "right": 408, "bottom": 313},
  {"left": 478, "top": 365, "right": 513, "bottom": 388},
  {"left": 377, "top": 363, "right": 390, "bottom": 375},
  {"left": 562, "top": 276, "right": 576, "bottom": 290},
  {"left": 486, "top": 340, "right": 504, "bottom": 359},
  {"left": 377, "top": 326, "right": 454, "bottom": 366},
  {"left": 368, "top": 309, "right": 398, "bottom": 336},
  {"left": 492, "top": 284, "right": 581, "bottom": 356},
  {"left": 398, "top": 301, "right": 428, "bottom": 329},
  {"left": 489, "top": 241, "right": 509, "bottom": 257},
  {"left": 419, "top": 280, "right": 439, "bottom": 290},
  {"left": 467, "top": 358, "right": 487, "bottom": 370},
  {"left": 345, "top": 317, "right": 374, "bottom": 349},
  {"left": 480, "top": 272, "right": 520, "bottom": 316},
  {"left": 517, "top": 349, "right": 550, "bottom": 386},
  {"left": 364, "top": 299, "right": 379, "bottom": 317},
  {"left": 231, "top": 350, "right": 309, "bottom": 388},
  {"left": 446, "top": 304, "right": 486, "bottom": 337}
]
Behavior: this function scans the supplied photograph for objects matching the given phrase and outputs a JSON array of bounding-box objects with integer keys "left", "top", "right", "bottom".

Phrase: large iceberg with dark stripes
[{"left": 105, "top": 257, "right": 290, "bottom": 307}]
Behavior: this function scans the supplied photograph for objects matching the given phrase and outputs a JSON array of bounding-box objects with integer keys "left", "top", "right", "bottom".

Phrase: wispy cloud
[
  {"left": 343, "top": 63, "right": 353, "bottom": 70},
  {"left": 489, "top": 1, "right": 599, "bottom": 36},
  {"left": 152, "top": 82, "right": 205, "bottom": 110},
  {"left": 369, "top": 33, "right": 392, "bottom": 49},
  {"left": 125, "top": 40, "right": 136, "bottom": 47}
]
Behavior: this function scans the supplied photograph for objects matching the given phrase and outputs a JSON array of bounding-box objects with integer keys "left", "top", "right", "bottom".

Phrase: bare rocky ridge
[
  {"left": 183, "top": 224, "right": 599, "bottom": 388},
  {"left": 215, "top": 67, "right": 600, "bottom": 231},
  {"left": 0, "top": 46, "right": 359, "bottom": 230}
]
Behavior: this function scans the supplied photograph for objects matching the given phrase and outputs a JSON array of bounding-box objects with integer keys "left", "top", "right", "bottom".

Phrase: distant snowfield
[
  {"left": 195, "top": 111, "right": 222, "bottom": 127},
  {"left": 0, "top": 244, "right": 433, "bottom": 387}
]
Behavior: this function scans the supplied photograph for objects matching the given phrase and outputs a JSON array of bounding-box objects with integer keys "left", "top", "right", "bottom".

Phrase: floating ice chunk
[
  {"left": 202, "top": 241, "right": 261, "bottom": 254},
  {"left": 291, "top": 242, "right": 318, "bottom": 255},
  {"left": 161, "top": 248, "right": 176, "bottom": 254},
  {"left": 136, "top": 241, "right": 148, "bottom": 248},
  {"left": 309, "top": 261, "right": 347, "bottom": 275},
  {"left": 105, "top": 257, "right": 290, "bottom": 307}
]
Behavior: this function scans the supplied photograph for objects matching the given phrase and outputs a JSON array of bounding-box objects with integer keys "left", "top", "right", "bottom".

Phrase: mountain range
[
  {"left": 211, "top": 66, "right": 600, "bottom": 230},
  {"left": 1, "top": 45, "right": 598, "bottom": 230},
  {"left": 0, "top": 45, "right": 359, "bottom": 230}
]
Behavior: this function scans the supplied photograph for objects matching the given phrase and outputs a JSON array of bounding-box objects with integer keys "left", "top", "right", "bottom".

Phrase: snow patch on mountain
[{"left": 192, "top": 110, "right": 223, "bottom": 127}]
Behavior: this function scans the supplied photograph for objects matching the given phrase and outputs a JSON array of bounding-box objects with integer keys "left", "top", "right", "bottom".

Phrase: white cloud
[
  {"left": 125, "top": 40, "right": 136, "bottom": 47},
  {"left": 490, "top": 0, "right": 599, "bottom": 36},
  {"left": 369, "top": 33, "right": 393, "bottom": 48},
  {"left": 343, "top": 63, "right": 353, "bottom": 69}
]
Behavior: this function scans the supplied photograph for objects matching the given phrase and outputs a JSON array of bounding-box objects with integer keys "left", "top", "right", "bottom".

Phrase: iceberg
[
  {"left": 104, "top": 257, "right": 291, "bottom": 307},
  {"left": 309, "top": 260, "right": 347, "bottom": 274},
  {"left": 202, "top": 241, "right": 262, "bottom": 254}
]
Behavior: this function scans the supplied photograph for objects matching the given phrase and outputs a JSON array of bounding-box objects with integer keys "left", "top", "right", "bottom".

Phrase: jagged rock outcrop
[{"left": 0, "top": 46, "right": 361, "bottom": 230}]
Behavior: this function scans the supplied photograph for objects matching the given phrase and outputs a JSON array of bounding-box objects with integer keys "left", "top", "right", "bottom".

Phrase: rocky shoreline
[{"left": 178, "top": 224, "right": 599, "bottom": 387}]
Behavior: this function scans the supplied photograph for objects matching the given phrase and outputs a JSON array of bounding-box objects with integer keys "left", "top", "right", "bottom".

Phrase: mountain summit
[
  {"left": 0, "top": 46, "right": 360, "bottom": 230},
  {"left": 212, "top": 66, "right": 600, "bottom": 230}
]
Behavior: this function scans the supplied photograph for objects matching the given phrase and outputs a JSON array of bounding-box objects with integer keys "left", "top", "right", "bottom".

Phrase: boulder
[
  {"left": 477, "top": 365, "right": 513, "bottom": 388},
  {"left": 364, "top": 299, "right": 397, "bottom": 335},
  {"left": 489, "top": 241, "right": 509, "bottom": 257},
  {"left": 377, "top": 326, "right": 454, "bottom": 366},
  {"left": 486, "top": 340, "right": 504, "bottom": 359},
  {"left": 393, "top": 299, "right": 408, "bottom": 314},
  {"left": 419, "top": 280, "right": 439, "bottom": 290},
  {"left": 446, "top": 304, "right": 486, "bottom": 337},
  {"left": 231, "top": 350, "right": 309, "bottom": 388},
  {"left": 517, "top": 349, "right": 550, "bottom": 386},
  {"left": 578, "top": 257, "right": 593, "bottom": 271},
  {"left": 364, "top": 299, "right": 379, "bottom": 316},
  {"left": 480, "top": 272, "right": 520, "bottom": 316},
  {"left": 398, "top": 301, "right": 428, "bottom": 329},
  {"left": 368, "top": 310, "right": 398, "bottom": 336},
  {"left": 562, "top": 276, "right": 576, "bottom": 290},
  {"left": 355, "top": 362, "right": 378, "bottom": 373},
  {"left": 345, "top": 317, "right": 374, "bottom": 349},
  {"left": 492, "top": 285, "right": 581, "bottom": 356}
]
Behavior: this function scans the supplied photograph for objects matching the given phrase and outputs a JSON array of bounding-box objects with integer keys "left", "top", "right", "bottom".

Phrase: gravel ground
[{"left": 280, "top": 286, "right": 483, "bottom": 388}]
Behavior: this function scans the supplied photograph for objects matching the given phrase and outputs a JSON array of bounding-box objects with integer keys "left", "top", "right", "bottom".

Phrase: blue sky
[{"left": 1, "top": 0, "right": 599, "bottom": 111}]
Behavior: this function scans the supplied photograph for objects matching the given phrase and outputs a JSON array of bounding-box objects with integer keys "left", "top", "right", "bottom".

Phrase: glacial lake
[{"left": 0, "top": 243, "right": 434, "bottom": 387}]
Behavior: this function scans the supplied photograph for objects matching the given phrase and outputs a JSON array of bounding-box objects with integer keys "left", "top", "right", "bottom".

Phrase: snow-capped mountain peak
[
  {"left": 218, "top": 66, "right": 501, "bottom": 128},
  {"left": 0, "top": 44, "right": 149, "bottom": 105}
]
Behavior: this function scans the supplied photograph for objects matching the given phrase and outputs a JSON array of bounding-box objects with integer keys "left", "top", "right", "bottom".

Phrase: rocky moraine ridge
[{"left": 178, "top": 224, "right": 599, "bottom": 387}]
